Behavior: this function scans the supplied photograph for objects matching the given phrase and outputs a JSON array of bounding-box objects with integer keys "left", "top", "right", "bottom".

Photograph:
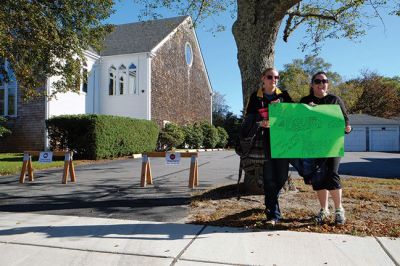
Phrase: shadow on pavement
[{"left": 339, "top": 158, "right": 400, "bottom": 178}]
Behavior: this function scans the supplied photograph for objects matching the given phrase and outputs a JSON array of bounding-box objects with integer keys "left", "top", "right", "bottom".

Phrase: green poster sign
[{"left": 269, "top": 103, "right": 345, "bottom": 158}]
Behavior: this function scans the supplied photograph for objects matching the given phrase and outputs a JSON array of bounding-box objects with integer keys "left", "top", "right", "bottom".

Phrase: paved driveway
[
  {"left": 0, "top": 151, "right": 239, "bottom": 222},
  {"left": 339, "top": 152, "right": 400, "bottom": 178},
  {"left": 0, "top": 151, "right": 398, "bottom": 222}
]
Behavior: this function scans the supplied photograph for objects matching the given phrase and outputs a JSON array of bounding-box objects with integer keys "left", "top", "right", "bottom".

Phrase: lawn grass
[
  {"left": 189, "top": 177, "right": 400, "bottom": 237},
  {"left": 0, "top": 153, "right": 71, "bottom": 176}
]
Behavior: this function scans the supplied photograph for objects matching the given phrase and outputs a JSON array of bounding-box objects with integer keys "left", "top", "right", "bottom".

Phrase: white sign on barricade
[
  {"left": 39, "top": 152, "right": 53, "bottom": 163},
  {"left": 165, "top": 152, "right": 181, "bottom": 165}
]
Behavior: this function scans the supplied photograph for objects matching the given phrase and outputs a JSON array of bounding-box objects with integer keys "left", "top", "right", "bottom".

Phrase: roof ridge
[{"left": 113, "top": 15, "right": 188, "bottom": 28}]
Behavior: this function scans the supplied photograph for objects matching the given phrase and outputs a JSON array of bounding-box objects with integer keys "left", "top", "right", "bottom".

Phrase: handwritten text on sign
[{"left": 269, "top": 103, "right": 345, "bottom": 158}]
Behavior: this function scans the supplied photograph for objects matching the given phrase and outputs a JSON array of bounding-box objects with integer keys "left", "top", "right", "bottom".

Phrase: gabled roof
[
  {"left": 349, "top": 114, "right": 400, "bottom": 125},
  {"left": 100, "top": 16, "right": 188, "bottom": 56}
]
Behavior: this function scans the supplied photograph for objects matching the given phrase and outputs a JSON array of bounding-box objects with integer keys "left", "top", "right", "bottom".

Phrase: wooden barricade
[
  {"left": 19, "top": 151, "right": 76, "bottom": 184},
  {"left": 140, "top": 152, "right": 199, "bottom": 189}
]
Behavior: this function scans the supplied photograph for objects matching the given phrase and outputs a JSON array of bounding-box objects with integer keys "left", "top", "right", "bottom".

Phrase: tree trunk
[
  {"left": 232, "top": 0, "right": 298, "bottom": 106},
  {"left": 232, "top": 0, "right": 298, "bottom": 192}
]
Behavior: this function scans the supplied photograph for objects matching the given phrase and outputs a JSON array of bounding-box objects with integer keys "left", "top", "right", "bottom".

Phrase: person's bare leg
[
  {"left": 317, "top": 189, "right": 329, "bottom": 210},
  {"left": 330, "top": 189, "right": 345, "bottom": 224},
  {"left": 329, "top": 189, "right": 343, "bottom": 209}
]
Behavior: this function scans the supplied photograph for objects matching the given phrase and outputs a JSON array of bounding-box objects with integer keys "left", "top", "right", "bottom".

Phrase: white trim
[
  {"left": 83, "top": 50, "right": 101, "bottom": 60},
  {"left": 146, "top": 53, "right": 152, "bottom": 120},
  {"left": 44, "top": 78, "right": 51, "bottom": 150},
  {"left": 101, "top": 52, "right": 149, "bottom": 59},
  {"left": 186, "top": 17, "right": 213, "bottom": 94},
  {"left": 151, "top": 17, "right": 191, "bottom": 54}
]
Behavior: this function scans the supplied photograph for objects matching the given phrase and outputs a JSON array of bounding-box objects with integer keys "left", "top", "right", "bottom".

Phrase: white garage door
[
  {"left": 345, "top": 127, "right": 366, "bottom": 151},
  {"left": 370, "top": 127, "right": 399, "bottom": 151}
]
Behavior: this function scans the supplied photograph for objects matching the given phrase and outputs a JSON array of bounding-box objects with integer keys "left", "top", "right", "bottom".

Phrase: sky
[{"left": 106, "top": 1, "right": 400, "bottom": 115}]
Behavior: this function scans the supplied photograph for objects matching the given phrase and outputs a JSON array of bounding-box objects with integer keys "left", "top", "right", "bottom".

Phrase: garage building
[{"left": 345, "top": 114, "right": 400, "bottom": 152}]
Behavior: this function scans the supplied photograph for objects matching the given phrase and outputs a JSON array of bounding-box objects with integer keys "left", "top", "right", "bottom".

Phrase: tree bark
[
  {"left": 232, "top": 0, "right": 299, "bottom": 192},
  {"left": 232, "top": 0, "right": 299, "bottom": 107}
]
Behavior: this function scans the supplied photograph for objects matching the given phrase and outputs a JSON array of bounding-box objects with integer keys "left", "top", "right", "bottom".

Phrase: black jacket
[
  {"left": 300, "top": 94, "right": 350, "bottom": 126},
  {"left": 241, "top": 87, "right": 293, "bottom": 159}
]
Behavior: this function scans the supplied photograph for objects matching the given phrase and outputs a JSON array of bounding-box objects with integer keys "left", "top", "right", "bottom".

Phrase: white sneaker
[
  {"left": 314, "top": 208, "right": 330, "bottom": 225},
  {"left": 335, "top": 208, "right": 346, "bottom": 225}
]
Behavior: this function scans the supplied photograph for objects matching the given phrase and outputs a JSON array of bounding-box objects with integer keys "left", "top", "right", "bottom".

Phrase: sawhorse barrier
[
  {"left": 140, "top": 152, "right": 199, "bottom": 188},
  {"left": 19, "top": 151, "right": 76, "bottom": 184}
]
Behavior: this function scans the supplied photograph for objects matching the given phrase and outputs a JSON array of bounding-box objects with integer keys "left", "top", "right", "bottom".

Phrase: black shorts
[{"left": 312, "top": 157, "right": 342, "bottom": 191}]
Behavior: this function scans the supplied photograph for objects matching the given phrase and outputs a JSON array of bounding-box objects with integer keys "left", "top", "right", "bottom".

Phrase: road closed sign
[
  {"left": 166, "top": 152, "right": 181, "bottom": 165},
  {"left": 39, "top": 152, "right": 53, "bottom": 163}
]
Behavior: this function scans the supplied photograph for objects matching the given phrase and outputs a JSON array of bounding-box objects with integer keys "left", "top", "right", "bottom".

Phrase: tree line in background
[
  {"left": 213, "top": 55, "right": 400, "bottom": 145},
  {"left": 279, "top": 55, "right": 400, "bottom": 118}
]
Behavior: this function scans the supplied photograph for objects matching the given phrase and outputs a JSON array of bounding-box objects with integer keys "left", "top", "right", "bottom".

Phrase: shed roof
[
  {"left": 349, "top": 114, "right": 400, "bottom": 125},
  {"left": 100, "top": 16, "right": 188, "bottom": 56}
]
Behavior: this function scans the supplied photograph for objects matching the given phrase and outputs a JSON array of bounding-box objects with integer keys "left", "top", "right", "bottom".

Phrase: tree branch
[
  {"left": 283, "top": 1, "right": 365, "bottom": 42},
  {"left": 283, "top": 15, "right": 305, "bottom": 42},
  {"left": 193, "top": 0, "right": 206, "bottom": 25},
  {"left": 286, "top": 10, "right": 338, "bottom": 21}
]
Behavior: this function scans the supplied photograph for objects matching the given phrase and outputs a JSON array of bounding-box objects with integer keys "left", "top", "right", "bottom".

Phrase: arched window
[
  {"left": 118, "top": 65, "right": 126, "bottom": 95},
  {"left": 128, "top": 63, "right": 137, "bottom": 94},
  {"left": 0, "top": 59, "right": 17, "bottom": 116},
  {"left": 185, "top": 42, "right": 193, "bottom": 66},
  {"left": 108, "top": 65, "right": 116, "bottom": 95}
]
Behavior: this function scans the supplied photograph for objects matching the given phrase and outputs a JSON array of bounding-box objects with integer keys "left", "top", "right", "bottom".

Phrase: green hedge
[
  {"left": 216, "top": 126, "right": 228, "bottom": 148},
  {"left": 181, "top": 123, "right": 204, "bottom": 149},
  {"left": 46, "top": 114, "right": 159, "bottom": 159},
  {"left": 200, "top": 121, "right": 219, "bottom": 149},
  {"left": 157, "top": 122, "right": 185, "bottom": 151}
]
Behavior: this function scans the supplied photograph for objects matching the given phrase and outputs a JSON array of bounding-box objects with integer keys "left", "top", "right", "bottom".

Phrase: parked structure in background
[
  {"left": 0, "top": 16, "right": 212, "bottom": 152},
  {"left": 345, "top": 114, "right": 400, "bottom": 152}
]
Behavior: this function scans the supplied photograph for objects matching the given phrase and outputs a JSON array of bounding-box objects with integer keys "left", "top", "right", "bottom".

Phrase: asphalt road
[{"left": 0, "top": 151, "right": 399, "bottom": 223}]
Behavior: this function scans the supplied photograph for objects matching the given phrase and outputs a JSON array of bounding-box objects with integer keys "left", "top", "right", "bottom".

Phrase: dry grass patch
[{"left": 189, "top": 177, "right": 400, "bottom": 237}]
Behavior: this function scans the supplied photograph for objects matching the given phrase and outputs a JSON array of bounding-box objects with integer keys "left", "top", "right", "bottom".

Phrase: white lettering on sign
[
  {"left": 39, "top": 152, "right": 53, "bottom": 163},
  {"left": 166, "top": 152, "right": 181, "bottom": 165}
]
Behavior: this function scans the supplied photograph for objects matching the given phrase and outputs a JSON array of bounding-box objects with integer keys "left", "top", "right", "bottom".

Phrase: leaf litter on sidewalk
[{"left": 189, "top": 177, "right": 400, "bottom": 237}]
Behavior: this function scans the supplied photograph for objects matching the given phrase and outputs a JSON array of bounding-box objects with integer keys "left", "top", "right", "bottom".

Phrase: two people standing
[{"left": 243, "top": 68, "right": 351, "bottom": 226}]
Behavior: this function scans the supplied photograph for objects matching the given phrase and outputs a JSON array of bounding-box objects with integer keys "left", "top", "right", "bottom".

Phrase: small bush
[
  {"left": 216, "top": 126, "right": 228, "bottom": 148},
  {"left": 46, "top": 114, "right": 159, "bottom": 159},
  {"left": 200, "top": 121, "right": 219, "bottom": 148},
  {"left": 181, "top": 123, "right": 204, "bottom": 149},
  {"left": 157, "top": 122, "right": 185, "bottom": 151}
]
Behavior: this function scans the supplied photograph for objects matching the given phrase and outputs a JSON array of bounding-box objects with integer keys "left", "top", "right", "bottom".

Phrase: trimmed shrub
[
  {"left": 157, "top": 122, "right": 185, "bottom": 151},
  {"left": 200, "top": 121, "right": 219, "bottom": 148},
  {"left": 181, "top": 123, "right": 204, "bottom": 149},
  {"left": 216, "top": 126, "right": 228, "bottom": 148},
  {"left": 46, "top": 114, "right": 159, "bottom": 159}
]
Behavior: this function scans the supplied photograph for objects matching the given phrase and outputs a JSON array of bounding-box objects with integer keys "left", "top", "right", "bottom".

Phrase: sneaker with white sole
[
  {"left": 314, "top": 208, "right": 330, "bottom": 225},
  {"left": 335, "top": 208, "right": 346, "bottom": 225}
]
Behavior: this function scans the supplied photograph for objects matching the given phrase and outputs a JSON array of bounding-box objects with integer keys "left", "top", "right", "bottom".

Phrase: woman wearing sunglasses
[
  {"left": 300, "top": 71, "right": 352, "bottom": 225},
  {"left": 243, "top": 68, "right": 293, "bottom": 226}
]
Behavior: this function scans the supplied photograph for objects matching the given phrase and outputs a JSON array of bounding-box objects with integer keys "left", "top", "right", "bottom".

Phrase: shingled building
[{"left": 1, "top": 16, "right": 212, "bottom": 152}]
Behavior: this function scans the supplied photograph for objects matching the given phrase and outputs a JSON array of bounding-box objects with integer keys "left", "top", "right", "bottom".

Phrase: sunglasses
[
  {"left": 313, "top": 79, "right": 329, "bottom": 84},
  {"left": 266, "top": 75, "right": 280, "bottom": 80}
]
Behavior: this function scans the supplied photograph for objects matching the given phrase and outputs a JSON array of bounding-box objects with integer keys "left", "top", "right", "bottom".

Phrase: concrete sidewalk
[{"left": 0, "top": 212, "right": 398, "bottom": 266}]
